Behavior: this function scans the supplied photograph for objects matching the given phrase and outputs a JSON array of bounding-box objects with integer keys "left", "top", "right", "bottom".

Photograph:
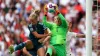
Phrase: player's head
[
  {"left": 29, "top": 13, "right": 38, "bottom": 24},
  {"left": 54, "top": 16, "right": 61, "bottom": 25},
  {"left": 29, "top": 9, "right": 40, "bottom": 24}
]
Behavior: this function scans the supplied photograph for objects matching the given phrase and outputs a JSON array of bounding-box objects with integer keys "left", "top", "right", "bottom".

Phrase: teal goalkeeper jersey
[{"left": 43, "top": 13, "right": 68, "bottom": 45}]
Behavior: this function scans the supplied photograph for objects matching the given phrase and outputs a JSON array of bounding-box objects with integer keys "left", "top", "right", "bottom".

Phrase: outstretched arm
[
  {"left": 58, "top": 13, "right": 68, "bottom": 28},
  {"left": 76, "top": 34, "right": 85, "bottom": 38},
  {"left": 68, "top": 32, "right": 85, "bottom": 38},
  {"left": 76, "top": 34, "right": 95, "bottom": 39},
  {"left": 54, "top": 5, "right": 68, "bottom": 28},
  {"left": 42, "top": 16, "right": 53, "bottom": 29},
  {"left": 42, "top": 4, "right": 54, "bottom": 29}
]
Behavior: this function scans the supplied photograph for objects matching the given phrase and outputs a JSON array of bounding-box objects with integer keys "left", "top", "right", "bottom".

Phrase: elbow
[
  {"left": 34, "top": 34, "right": 41, "bottom": 38},
  {"left": 32, "top": 32, "right": 44, "bottom": 38},
  {"left": 35, "top": 34, "right": 45, "bottom": 38}
]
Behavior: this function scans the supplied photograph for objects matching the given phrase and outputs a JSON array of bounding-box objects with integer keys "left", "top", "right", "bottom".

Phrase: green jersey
[{"left": 43, "top": 13, "right": 68, "bottom": 45}]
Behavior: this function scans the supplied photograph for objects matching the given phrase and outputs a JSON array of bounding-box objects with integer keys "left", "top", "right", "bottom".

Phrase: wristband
[
  {"left": 44, "top": 12, "right": 47, "bottom": 16},
  {"left": 55, "top": 10, "right": 60, "bottom": 15}
]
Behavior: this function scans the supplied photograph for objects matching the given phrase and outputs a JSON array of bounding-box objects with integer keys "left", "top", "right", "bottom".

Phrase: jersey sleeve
[
  {"left": 71, "top": 32, "right": 77, "bottom": 38},
  {"left": 28, "top": 24, "right": 36, "bottom": 32},
  {"left": 42, "top": 23, "right": 48, "bottom": 31},
  {"left": 58, "top": 13, "right": 68, "bottom": 28},
  {"left": 67, "top": 31, "right": 77, "bottom": 39},
  {"left": 42, "top": 16, "right": 53, "bottom": 29}
]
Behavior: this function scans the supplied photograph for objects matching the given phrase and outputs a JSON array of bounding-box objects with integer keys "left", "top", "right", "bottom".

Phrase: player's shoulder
[
  {"left": 38, "top": 22, "right": 45, "bottom": 26},
  {"left": 28, "top": 24, "right": 33, "bottom": 27}
]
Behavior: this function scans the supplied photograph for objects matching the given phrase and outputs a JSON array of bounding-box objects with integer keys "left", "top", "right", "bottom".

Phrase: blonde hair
[
  {"left": 31, "top": 9, "right": 40, "bottom": 15},
  {"left": 29, "top": 14, "right": 38, "bottom": 20},
  {"left": 29, "top": 9, "right": 40, "bottom": 20}
]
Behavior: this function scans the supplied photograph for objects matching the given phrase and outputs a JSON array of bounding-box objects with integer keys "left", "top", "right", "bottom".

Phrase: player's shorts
[
  {"left": 27, "top": 49, "right": 37, "bottom": 56},
  {"left": 53, "top": 44, "right": 66, "bottom": 56},
  {"left": 27, "top": 39, "right": 43, "bottom": 56}
]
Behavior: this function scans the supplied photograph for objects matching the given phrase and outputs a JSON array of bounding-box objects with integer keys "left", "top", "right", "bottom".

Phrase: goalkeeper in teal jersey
[{"left": 43, "top": 4, "right": 68, "bottom": 56}]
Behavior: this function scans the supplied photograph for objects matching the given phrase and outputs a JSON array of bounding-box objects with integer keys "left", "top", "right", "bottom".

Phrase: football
[{"left": 47, "top": 3, "right": 56, "bottom": 13}]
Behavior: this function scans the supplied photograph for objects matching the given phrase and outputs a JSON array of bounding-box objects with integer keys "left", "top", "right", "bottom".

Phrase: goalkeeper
[{"left": 43, "top": 4, "right": 68, "bottom": 56}]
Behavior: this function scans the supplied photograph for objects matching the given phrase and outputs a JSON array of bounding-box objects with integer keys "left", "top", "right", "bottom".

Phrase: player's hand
[
  {"left": 44, "top": 4, "right": 48, "bottom": 15},
  {"left": 42, "top": 36, "right": 50, "bottom": 45},
  {"left": 47, "top": 33, "right": 51, "bottom": 36},
  {"left": 38, "top": 38, "right": 43, "bottom": 43},
  {"left": 54, "top": 4, "right": 58, "bottom": 11},
  {"left": 44, "top": 4, "right": 48, "bottom": 12},
  {"left": 54, "top": 4, "right": 59, "bottom": 15},
  {"left": 45, "top": 33, "right": 51, "bottom": 37}
]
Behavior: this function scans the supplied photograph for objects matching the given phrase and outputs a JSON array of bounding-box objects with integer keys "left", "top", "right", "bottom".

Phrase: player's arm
[
  {"left": 43, "top": 16, "right": 53, "bottom": 29},
  {"left": 76, "top": 34, "right": 95, "bottom": 38},
  {"left": 42, "top": 5, "right": 53, "bottom": 29},
  {"left": 28, "top": 25, "right": 50, "bottom": 38},
  {"left": 32, "top": 32, "right": 50, "bottom": 38},
  {"left": 76, "top": 34, "right": 85, "bottom": 38},
  {"left": 70, "top": 32, "right": 85, "bottom": 38},
  {"left": 71, "top": 31, "right": 94, "bottom": 38},
  {"left": 58, "top": 13, "right": 68, "bottom": 28},
  {"left": 38, "top": 25, "right": 51, "bottom": 43},
  {"left": 43, "top": 28, "right": 51, "bottom": 43},
  {"left": 44, "top": 28, "right": 51, "bottom": 34},
  {"left": 54, "top": 5, "right": 68, "bottom": 28},
  {"left": 39, "top": 28, "right": 51, "bottom": 44}
]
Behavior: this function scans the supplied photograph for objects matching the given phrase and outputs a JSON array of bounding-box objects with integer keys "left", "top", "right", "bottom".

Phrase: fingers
[
  {"left": 54, "top": 4, "right": 58, "bottom": 10},
  {"left": 44, "top": 4, "right": 48, "bottom": 12}
]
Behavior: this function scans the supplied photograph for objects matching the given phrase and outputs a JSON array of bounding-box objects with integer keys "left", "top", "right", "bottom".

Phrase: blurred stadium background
[{"left": 0, "top": 0, "right": 98, "bottom": 56}]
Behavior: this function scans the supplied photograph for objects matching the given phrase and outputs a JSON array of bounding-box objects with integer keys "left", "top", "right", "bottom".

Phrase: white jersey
[{"left": 66, "top": 31, "right": 77, "bottom": 56}]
